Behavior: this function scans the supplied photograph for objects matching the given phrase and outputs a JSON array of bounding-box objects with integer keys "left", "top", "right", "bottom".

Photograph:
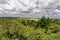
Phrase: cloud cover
[{"left": 0, "top": 0, "right": 60, "bottom": 18}]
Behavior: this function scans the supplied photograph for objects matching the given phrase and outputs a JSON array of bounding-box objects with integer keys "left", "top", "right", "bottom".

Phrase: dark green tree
[{"left": 37, "top": 17, "right": 50, "bottom": 29}]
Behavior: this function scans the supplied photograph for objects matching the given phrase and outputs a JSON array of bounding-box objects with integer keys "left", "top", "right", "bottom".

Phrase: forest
[{"left": 0, "top": 17, "right": 60, "bottom": 40}]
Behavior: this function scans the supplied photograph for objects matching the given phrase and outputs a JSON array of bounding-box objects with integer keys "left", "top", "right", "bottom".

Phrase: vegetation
[{"left": 0, "top": 17, "right": 60, "bottom": 40}]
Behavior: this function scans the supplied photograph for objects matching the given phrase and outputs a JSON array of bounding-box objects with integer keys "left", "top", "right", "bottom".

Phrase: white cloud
[
  {"left": 0, "top": 0, "right": 60, "bottom": 18},
  {"left": 54, "top": 9, "right": 60, "bottom": 13}
]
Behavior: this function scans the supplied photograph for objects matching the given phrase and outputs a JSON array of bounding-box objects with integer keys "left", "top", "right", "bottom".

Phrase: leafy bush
[{"left": 0, "top": 17, "right": 60, "bottom": 40}]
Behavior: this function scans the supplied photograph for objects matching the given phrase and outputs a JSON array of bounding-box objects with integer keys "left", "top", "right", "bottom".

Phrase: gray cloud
[
  {"left": 0, "top": 0, "right": 60, "bottom": 18},
  {"left": 0, "top": 0, "right": 9, "bottom": 4}
]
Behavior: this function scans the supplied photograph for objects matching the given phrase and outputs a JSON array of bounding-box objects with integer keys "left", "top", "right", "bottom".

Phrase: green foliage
[
  {"left": 0, "top": 17, "right": 60, "bottom": 40},
  {"left": 37, "top": 17, "right": 51, "bottom": 29}
]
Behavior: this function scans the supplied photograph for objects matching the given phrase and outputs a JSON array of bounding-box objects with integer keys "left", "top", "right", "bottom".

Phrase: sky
[{"left": 0, "top": 0, "right": 60, "bottom": 18}]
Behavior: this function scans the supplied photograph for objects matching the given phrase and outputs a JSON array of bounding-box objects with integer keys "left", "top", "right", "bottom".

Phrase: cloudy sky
[{"left": 0, "top": 0, "right": 60, "bottom": 18}]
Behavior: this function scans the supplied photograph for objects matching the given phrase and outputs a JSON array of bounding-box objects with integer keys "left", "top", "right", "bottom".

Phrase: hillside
[{"left": 0, "top": 17, "right": 60, "bottom": 40}]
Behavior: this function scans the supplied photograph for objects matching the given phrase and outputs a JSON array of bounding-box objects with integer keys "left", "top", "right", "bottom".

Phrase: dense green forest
[{"left": 0, "top": 17, "right": 60, "bottom": 40}]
